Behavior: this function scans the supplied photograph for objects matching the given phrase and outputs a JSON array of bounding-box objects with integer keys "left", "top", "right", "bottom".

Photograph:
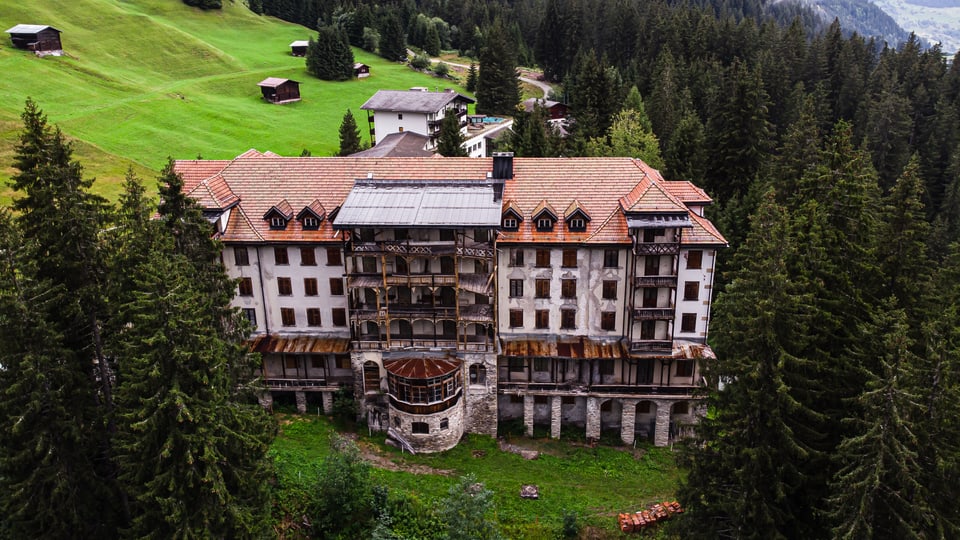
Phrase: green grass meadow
[
  {"left": 0, "top": 0, "right": 471, "bottom": 204},
  {"left": 271, "top": 415, "right": 681, "bottom": 539}
]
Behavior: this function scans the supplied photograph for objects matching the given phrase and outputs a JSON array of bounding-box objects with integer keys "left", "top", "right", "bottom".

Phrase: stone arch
[
  {"left": 363, "top": 361, "right": 380, "bottom": 393},
  {"left": 441, "top": 320, "right": 457, "bottom": 338},
  {"left": 599, "top": 398, "right": 622, "bottom": 435},
  {"left": 670, "top": 400, "right": 694, "bottom": 440},
  {"left": 395, "top": 319, "right": 413, "bottom": 338},
  {"left": 362, "top": 321, "right": 379, "bottom": 338},
  {"left": 635, "top": 400, "right": 657, "bottom": 441}
]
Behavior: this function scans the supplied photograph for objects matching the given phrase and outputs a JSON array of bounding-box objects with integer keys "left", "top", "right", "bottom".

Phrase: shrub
[
  {"left": 433, "top": 62, "right": 449, "bottom": 78},
  {"left": 410, "top": 54, "right": 432, "bottom": 71}
]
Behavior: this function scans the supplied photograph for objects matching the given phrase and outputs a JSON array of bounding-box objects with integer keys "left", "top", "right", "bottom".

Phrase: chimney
[{"left": 492, "top": 152, "right": 514, "bottom": 180}]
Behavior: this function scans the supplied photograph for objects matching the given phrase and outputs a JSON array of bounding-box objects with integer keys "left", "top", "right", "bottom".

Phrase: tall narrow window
[
  {"left": 560, "top": 309, "right": 576, "bottom": 329},
  {"left": 274, "top": 247, "right": 289, "bottom": 265},
  {"left": 681, "top": 313, "right": 696, "bottom": 333},
  {"left": 303, "top": 278, "right": 318, "bottom": 296},
  {"left": 329, "top": 278, "right": 344, "bottom": 295},
  {"left": 601, "top": 311, "right": 616, "bottom": 331},
  {"left": 535, "top": 309, "right": 549, "bottom": 329},
  {"left": 561, "top": 279, "right": 576, "bottom": 298},
  {"left": 509, "top": 309, "right": 523, "bottom": 328},
  {"left": 684, "top": 281, "right": 700, "bottom": 301},
  {"left": 687, "top": 250, "right": 703, "bottom": 270},
  {"left": 243, "top": 308, "right": 257, "bottom": 327},
  {"left": 332, "top": 308, "right": 347, "bottom": 327},
  {"left": 509, "top": 279, "right": 524, "bottom": 297},
  {"left": 326, "top": 247, "right": 342, "bottom": 266},
  {"left": 561, "top": 249, "right": 577, "bottom": 268},
  {"left": 234, "top": 247, "right": 250, "bottom": 266},
  {"left": 306, "top": 308, "right": 322, "bottom": 326},
  {"left": 676, "top": 360, "right": 694, "bottom": 377},
  {"left": 280, "top": 308, "right": 296, "bottom": 326},
  {"left": 535, "top": 279, "right": 550, "bottom": 298},
  {"left": 602, "top": 280, "right": 617, "bottom": 300},
  {"left": 277, "top": 277, "right": 292, "bottom": 296},
  {"left": 509, "top": 249, "right": 524, "bottom": 267},
  {"left": 535, "top": 249, "right": 551, "bottom": 267},
  {"left": 603, "top": 249, "right": 618, "bottom": 268},
  {"left": 238, "top": 277, "right": 254, "bottom": 296},
  {"left": 300, "top": 247, "right": 316, "bottom": 266}
]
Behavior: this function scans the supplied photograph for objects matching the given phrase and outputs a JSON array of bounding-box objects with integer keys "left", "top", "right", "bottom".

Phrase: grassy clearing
[
  {"left": 270, "top": 414, "right": 681, "bottom": 538},
  {"left": 0, "top": 0, "right": 468, "bottom": 204}
]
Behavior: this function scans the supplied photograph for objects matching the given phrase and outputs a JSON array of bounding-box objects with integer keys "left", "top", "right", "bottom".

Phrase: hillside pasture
[{"left": 0, "top": 0, "right": 468, "bottom": 204}]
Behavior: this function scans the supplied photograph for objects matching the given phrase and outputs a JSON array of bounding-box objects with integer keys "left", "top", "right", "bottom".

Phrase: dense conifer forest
[{"left": 3, "top": 0, "right": 960, "bottom": 537}]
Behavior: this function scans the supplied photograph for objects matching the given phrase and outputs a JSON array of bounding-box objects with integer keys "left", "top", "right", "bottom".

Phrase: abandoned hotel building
[{"left": 175, "top": 152, "right": 727, "bottom": 453}]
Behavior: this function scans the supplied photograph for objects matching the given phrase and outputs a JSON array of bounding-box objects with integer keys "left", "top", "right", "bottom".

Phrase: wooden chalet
[
  {"left": 5, "top": 24, "right": 62, "bottom": 55},
  {"left": 522, "top": 98, "right": 569, "bottom": 120},
  {"left": 257, "top": 78, "right": 301, "bottom": 104},
  {"left": 289, "top": 40, "right": 308, "bottom": 57},
  {"left": 354, "top": 62, "right": 370, "bottom": 78}
]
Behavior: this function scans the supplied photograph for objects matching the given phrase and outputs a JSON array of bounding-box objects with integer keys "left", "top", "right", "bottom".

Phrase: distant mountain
[
  {"left": 772, "top": 0, "right": 913, "bottom": 45},
  {"left": 868, "top": 0, "right": 960, "bottom": 52}
]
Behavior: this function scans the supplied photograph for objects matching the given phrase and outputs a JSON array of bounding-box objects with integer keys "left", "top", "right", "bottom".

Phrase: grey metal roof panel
[
  {"left": 360, "top": 90, "right": 475, "bottom": 113},
  {"left": 6, "top": 24, "right": 59, "bottom": 34},
  {"left": 335, "top": 181, "right": 501, "bottom": 227},
  {"left": 626, "top": 214, "right": 693, "bottom": 229}
]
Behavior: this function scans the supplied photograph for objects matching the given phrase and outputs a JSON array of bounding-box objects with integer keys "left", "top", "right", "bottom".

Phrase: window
[
  {"left": 302, "top": 216, "right": 319, "bottom": 230},
  {"left": 508, "top": 358, "right": 525, "bottom": 372},
  {"left": 274, "top": 247, "right": 289, "bottom": 265},
  {"left": 534, "top": 358, "right": 549, "bottom": 372},
  {"left": 681, "top": 313, "right": 696, "bottom": 333},
  {"left": 311, "top": 356, "right": 324, "bottom": 369},
  {"left": 439, "top": 229, "right": 455, "bottom": 241},
  {"left": 673, "top": 401, "right": 689, "bottom": 414},
  {"left": 329, "top": 278, "right": 344, "bottom": 295},
  {"left": 676, "top": 360, "right": 693, "bottom": 377},
  {"left": 509, "top": 309, "right": 524, "bottom": 328},
  {"left": 509, "top": 279, "right": 524, "bottom": 298},
  {"left": 398, "top": 113, "right": 403, "bottom": 120},
  {"left": 561, "top": 279, "right": 576, "bottom": 298},
  {"left": 561, "top": 309, "right": 576, "bottom": 329},
  {"left": 535, "top": 279, "right": 550, "bottom": 298},
  {"left": 394, "top": 228, "right": 409, "bottom": 241},
  {"left": 332, "top": 308, "right": 347, "bottom": 327},
  {"left": 536, "top": 217, "right": 554, "bottom": 231},
  {"left": 285, "top": 357, "right": 298, "bottom": 370},
  {"left": 600, "top": 400, "right": 612, "bottom": 412},
  {"left": 277, "top": 277, "right": 292, "bottom": 296},
  {"left": 469, "top": 365, "right": 486, "bottom": 384},
  {"left": 412, "top": 422, "right": 429, "bottom": 434},
  {"left": 535, "top": 309, "right": 549, "bottom": 329},
  {"left": 643, "top": 287, "right": 658, "bottom": 308},
  {"left": 307, "top": 308, "right": 322, "bottom": 326},
  {"left": 602, "top": 280, "right": 617, "bottom": 300},
  {"left": 599, "top": 360, "right": 614, "bottom": 375},
  {"left": 535, "top": 249, "right": 551, "bottom": 267},
  {"left": 645, "top": 256, "right": 660, "bottom": 276},
  {"left": 300, "top": 247, "right": 316, "bottom": 266},
  {"left": 562, "top": 396, "right": 575, "bottom": 405},
  {"left": 303, "top": 278, "right": 318, "bottom": 296},
  {"left": 604, "top": 249, "right": 619, "bottom": 268},
  {"left": 601, "top": 311, "right": 615, "bottom": 331},
  {"left": 234, "top": 247, "right": 249, "bottom": 266},
  {"left": 643, "top": 228, "right": 664, "bottom": 242},
  {"left": 534, "top": 395, "right": 548, "bottom": 404},
  {"left": 336, "top": 356, "right": 351, "bottom": 369},
  {"left": 640, "top": 320, "right": 656, "bottom": 339},
  {"left": 687, "top": 250, "right": 703, "bottom": 270},
  {"left": 503, "top": 217, "right": 518, "bottom": 229},
  {"left": 326, "top": 247, "right": 341, "bottom": 266},
  {"left": 562, "top": 249, "right": 577, "bottom": 268},
  {"left": 280, "top": 308, "right": 296, "bottom": 326},
  {"left": 394, "top": 416, "right": 401, "bottom": 427},
  {"left": 238, "top": 277, "right": 253, "bottom": 296},
  {"left": 684, "top": 281, "right": 700, "bottom": 301},
  {"left": 270, "top": 216, "right": 287, "bottom": 229},
  {"left": 243, "top": 308, "right": 257, "bottom": 327},
  {"left": 638, "top": 401, "right": 651, "bottom": 414},
  {"left": 568, "top": 218, "right": 586, "bottom": 231},
  {"left": 509, "top": 249, "right": 524, "bottom": 267},
  {"left": 509, "top": 394, "right": 523, "bottom": 403},
  {"left": 440, "top": 418, "right": 449, "bottom": 430}
]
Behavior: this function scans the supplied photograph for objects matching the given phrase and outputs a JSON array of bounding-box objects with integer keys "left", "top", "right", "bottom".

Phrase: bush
[
  {"left": 362, "top": 27, "right": 380, "bottom": 53},
  {"left": 433, "top": 62, "right": 450, "bottom": 77},
  {"left": 410, "top": 54, "right": 432, "bottom": 70},
  {"left": 561, "top": 510, "right": 580, "bottom": 538}
]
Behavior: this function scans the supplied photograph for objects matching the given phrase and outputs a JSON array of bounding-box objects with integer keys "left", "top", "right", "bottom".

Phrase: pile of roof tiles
[{"left": 618, "top": 501, "right": 683, "bottom": 533}]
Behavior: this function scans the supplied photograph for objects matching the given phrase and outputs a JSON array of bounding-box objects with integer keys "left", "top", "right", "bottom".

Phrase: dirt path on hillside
[{"left": 341, "top": 433, "right": 456, "bottom": 475}]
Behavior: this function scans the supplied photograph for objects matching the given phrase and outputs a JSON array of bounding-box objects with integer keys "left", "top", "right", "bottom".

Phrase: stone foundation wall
[
  {"left": 390, "top": 398, "right": 465, "bottom": 453},
  {"left": 462, "top": 353, "right": 498, "bottom": 436}
]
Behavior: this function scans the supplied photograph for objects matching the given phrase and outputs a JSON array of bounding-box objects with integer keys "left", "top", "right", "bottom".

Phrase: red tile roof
[{"left": 174, "top": 155, "right": 725, "bottom": 246}]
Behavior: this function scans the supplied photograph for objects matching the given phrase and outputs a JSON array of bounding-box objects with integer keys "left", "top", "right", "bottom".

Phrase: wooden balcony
[
  {"left": 632, "top": 307, "right": 674, "bottom": 320},
  {"left": 497, "top": 381, "right": 699, "bottom": 396},
  {"left": 634, "top": 242, "right": 679, "bottom": 256},
  {"left": 630, "top": 340, "right": 674, "bottom": 354},
  {"left": 634, "top": 275, "right": 677, "bottom": 288},
  {"left": 263, "top": 376, "right": 353, "bottom": 390},
  {"left": 348, "top": 240, "right": 494, "bottom": 258}
]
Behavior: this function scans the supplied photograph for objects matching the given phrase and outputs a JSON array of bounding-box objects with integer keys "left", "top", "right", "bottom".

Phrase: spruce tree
[
  {"left": 678, "top": 191, "right": 821, "bottom": 539},
  {"left": 585, "top": 110, "right": 664, "bottom": 169},
  {"left": 436, "top": 112, "right": 468, "bottom": 156},
  {"left": 307, "top": 26, "right": 354, "bottom": 81},
  {"left": 378, "top": 12, "right": 406, "bottom": 62},
  {"left": 338, "top": 109, "right": 362, "bottom": 156},
  {"left": 664, "top": 111, "right": 707, "bottom": 185},
  {"left": 114, "top": 166, "right": 274, "bottom": 538},
  {"left": 466, "top": 62, "right": 478, "bottom": 93},
  {"left": 507, "top": 105, "right": 551, "bottom": 157},
  {"left": 476, "top": 20, "right": 520, "bottom": 116}
]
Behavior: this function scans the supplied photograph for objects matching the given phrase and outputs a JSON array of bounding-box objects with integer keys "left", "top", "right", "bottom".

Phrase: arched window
[{"left": 469, "top": 364, "right": 486, "bottom": 385}]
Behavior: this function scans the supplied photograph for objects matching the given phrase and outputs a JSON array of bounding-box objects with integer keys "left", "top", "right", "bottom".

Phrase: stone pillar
[
  {"left": 258, "top": 391, "right": 274, "bottom": 410},
  {"left": 585, "top": 397, "right": 601, "bottom": 441},
  {"left": 322, "top": 391, "right": 334, "bottom": 415},
  {"left": 620, "top": 399, "right": 639, "bottom": 446},
  {"left": 295, "top": 391, "right": 307, "bottom": 413},
  {"left": 550, "top": 396, "right": 562, "bottom": 439},
  {"left": 654, "top": 400, "right": 672, "bottom": 447},
  {"left": 524, "top": 395, "right": 535, "bottom": 437}
]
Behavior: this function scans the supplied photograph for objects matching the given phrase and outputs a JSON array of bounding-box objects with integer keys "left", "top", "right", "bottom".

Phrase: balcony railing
[
  {"left": 634, "top": 275, "right": 677, "bottom": 288},
  {"left": 263, "top": 376, "right": 353, "bottom": 390},
  {"left": 389, "top": 391, "right": 461, "bottom": 414},
  {"left": 348, "top": 241, "right": 494, "bottom": 258},
  {"left": 630, "top": 340, "right": 674, "bottom": 353},
  {"left": 353, "top": 337, "right": 493, "bottom": 352},
  {"left": 497, "top": 381, "right": 699, "bottom": 396},
  {"left": 635, "top": 242, "right": 679, "bottom": 255},
  {"left": 632, "top": 307, "right": 674, "bottom": 320}
]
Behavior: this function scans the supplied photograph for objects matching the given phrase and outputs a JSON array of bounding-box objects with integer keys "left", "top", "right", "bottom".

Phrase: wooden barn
[
  {"left": 257, "top": 78, "right": 301, "bottom": 104},
  {"left": 5, "top": 24, "right": 62, "bottom": 55},
  {"left": 354, "top": 62, "right": 370, "bottom": 78},
  {"left": 289, "top": 40, "right": 308, "bottom": 57}
]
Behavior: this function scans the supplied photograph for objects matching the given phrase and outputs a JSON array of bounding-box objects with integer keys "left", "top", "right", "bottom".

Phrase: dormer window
[
  {"left": 501, "top": 200, "right": 523, "bottom": 231},
  {"left": 297, "top": 200, "right": 326, "bottom": 231},
  {"left": 564, "top": 201, "right": 590, "bottom": 232},
  {"left": 537, "top": 217, "right": 554, "bottom": 231},
  {"left": 503, "top": 217, "right": 518, "bottom": 229},
  {"left": 264, "top": 199, "right": 294, "bottom": 231},
  {"left": 303, "top": 216, "right": 319, "bottom": 229},
  {"left": 532, "top": 199, "right": 557, "bottom": 233}
]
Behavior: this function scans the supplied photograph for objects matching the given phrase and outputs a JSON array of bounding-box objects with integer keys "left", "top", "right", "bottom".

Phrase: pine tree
[
  {"left": 114, "top": 167, "right": 274, "bottom": 538},
  {"left": 441, "top": 474, "right": 503, "bottom": 540},
  {"left": 338, "top": 109, "right": 362, "bottom": 156},
  {"left": 664, "top": 111, "right": 707, "bottom": 185},
  {"left": 829, "top": 300, "right": 932, "bottom": 539},
  {"left": 311, "top": 436, "right": 378, "bottom": 539},
  {"left": 436, "top": 112, "right": 468, "bottom": 156},
  {"left": 466, "top": 62, "right": 478, "bottom": 93},
  {"left": 476, "top": 20, "right": 520, "bottom": 116},
  {"left": 678, "top": 191, "right": 822, "bottom": 539},
  {"left": 585, "top": 110, "right": 664, "bottom": 169},
  {"left": 567, "top": 50, "right": 623, "bottom": 143},
  {"left": 378, "top": 12, "right": 406, "bottom": 62},
  {"left": 307, "top": 26, "right": 354, "bottom": 81},
  {"left": 506, "top": 105, "right": 552, "bottom": 157}
]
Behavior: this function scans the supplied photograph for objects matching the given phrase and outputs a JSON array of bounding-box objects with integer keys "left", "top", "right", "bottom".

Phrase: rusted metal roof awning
[
  {"left": 672, "top": 340, "right": 716, "bottom": 360},
  {"left": 384, "top": 357, "right": 461, "bottom": 379},
  {"left": 247, "top": 335, "right": 350, "bottom": 354},
  {"left": 501, "top": 337, "right": 627, "bottom": 359}
]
